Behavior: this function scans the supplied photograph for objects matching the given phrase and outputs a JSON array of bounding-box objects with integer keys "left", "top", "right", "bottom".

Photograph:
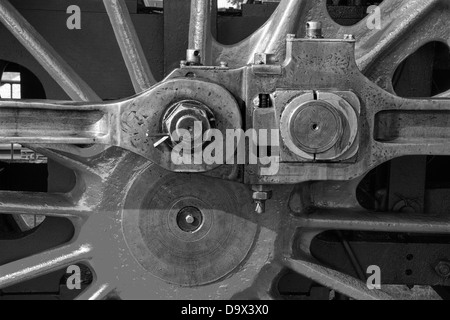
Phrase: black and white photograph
[{"left": 0, "top": 0, "right": 449, "bottom": 305}]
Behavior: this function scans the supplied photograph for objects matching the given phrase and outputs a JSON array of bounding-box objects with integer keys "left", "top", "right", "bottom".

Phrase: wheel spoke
[
  {"left": 27, "top": 144, "right": 136, "bottom": 183},
  {"left": 436, "top": 90, "right": 450, "bottom": 98},
  {"left": 293, "top": 210, "right": 450, "bottom": 234},
  {"left": 0, "top": 243, "right": 93, "bottom": 289},
  {"left": 211, "top": 0, "right": 306, "bottom": 67},
  {"left": 354, "top": 0, "right": 441, "bottom": 71},
  {"left": 284, "top": 256, "right": 393, "bottom": 300},
  {"left": 189, "top": 0, "right": 214, "bottom": 65},
  {"left": 340, "top": 0, "right": 446, "bottom": 92},
  {"left": 103, "top": 0, "right": 156, "bottom": 92},
  {"left": 0, "top": 191, "right": 92, "bottom": 219},
  {"left": 0, "top": 0, "right": 101, "bottom": 102},
  {"left": 27, "top": 145, "right": 110, "bottom": 177},
  {"left": 232, "top": 261, "right": 284, "bottom": 300},
  {"left": 76, "top": 280, "right": 115, "bottom": 300},
  {"left": 288, "top": 0, "right": 449, "bottom": 95}
]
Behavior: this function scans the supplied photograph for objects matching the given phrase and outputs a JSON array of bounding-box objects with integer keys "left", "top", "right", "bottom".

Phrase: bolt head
[
  {"left": 177, "top": 207, "right": 203, "bottom": 233},
  {"left": 290, "top": 100, "right": 343, "bottom": 154},
  {"left": 185, "top": 214, "right": 195, "bottom": 224},
  {"left": 306, "top": 21, "right": 323, "bottom": 39},
  {"left": 436, "top": 261, "right": 450, "bottom": 278},
  {"left": 252, "top": 191, "right": 271, "bottom": 201},
  {"left": 163, "top": 100, "right": 215, "bottom": 148},
  {"left": 186, "top": 49, "right": 201, "bottom": 65},
  {"left": 306, "top": 21, "right": 322, "bottom": 30}
]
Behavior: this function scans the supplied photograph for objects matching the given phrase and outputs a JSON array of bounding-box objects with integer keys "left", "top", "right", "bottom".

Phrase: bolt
[
  {"left": 163, "top": 100, "right": 216, "bottom": 149},
  {"left": 393, "top": 198, "right": 419, "bottom": 213},
  {"left": 306, "top": 21, "right": 323, "bottom": 39},
  {"left": 436, "top": 261, "right": 450, "bottom": 278},
  {"left": 186, "top": 49, "right": 201, "bottom": 65},
  {"left": 252, "top": 185, "right": 272, "bottom": 214},
  {"left": 185, "top": 214, "right": 195, "bottom": 224}
]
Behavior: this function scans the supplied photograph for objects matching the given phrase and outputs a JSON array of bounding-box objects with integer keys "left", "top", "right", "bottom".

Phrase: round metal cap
[{"left": 290, "top": 101, "right": 343, "bottom": 154}]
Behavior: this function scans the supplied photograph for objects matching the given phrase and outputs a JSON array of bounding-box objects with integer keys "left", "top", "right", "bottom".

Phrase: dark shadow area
[
  {"left": 327, "top": 0, "right": 385, "bottom": 26},
  {"left": 393, "top": 42, "right": 450, "bottom": 97}
]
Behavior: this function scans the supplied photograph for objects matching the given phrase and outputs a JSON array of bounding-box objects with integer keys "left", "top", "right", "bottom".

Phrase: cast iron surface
[{"left": 1, "top": 0, "right": 450, "bottom": 300}]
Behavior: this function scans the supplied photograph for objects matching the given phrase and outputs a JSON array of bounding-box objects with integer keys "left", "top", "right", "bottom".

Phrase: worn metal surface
[
  {"left": 189, "top": 0, "right": 213, "bottom": 65},
  {"left": 0, "top": 243, "right": 92, "bottom": 289},
  {"left": 278, "top": 91, "right": 359, "bottom": 161},
  {"left": 202, "top": 0, "right": 450, "bottom": 98},
  {"left": 3, "top": 37, "right": 450, "bottom": 181},
  {"left": 0, "top": 151, "right": 286, "bottom": 299},
  {"left": 167, "top": 38, "right": 450, "bottom": 184},
  {"left": 122, "top": 171, "right": 258, "bottom": 287},
  {"left": 104, "top": 0, "right": 156, "bottom": 92},
  {"left": 284, "top": 256, "right": 393, "bottom": 300},
  {"left": 212, "top": 0, "right": 304, "bottom": 66},
  {"left": 0, "top": 77, "right": 242, "bottom": 172},
  {"left": 0, "top": 0, "right": 101, "bottom": 102},
  {"left": 2, "top": 0, "right": 450, "bottom": 300}
]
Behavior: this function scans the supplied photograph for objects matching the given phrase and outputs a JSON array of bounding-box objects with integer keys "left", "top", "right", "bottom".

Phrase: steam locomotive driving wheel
[
  {"left": 1, "top": 0, "right": 450, "bottom": 300},
  {"left": 8, "top": 149, "right": 283, "bottom": 300}
]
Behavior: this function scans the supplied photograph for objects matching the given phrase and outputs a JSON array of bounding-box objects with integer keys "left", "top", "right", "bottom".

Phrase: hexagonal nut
[
  {"left": 252, "top": 191, "right": 271, "bottom": 201},
  {"left": 163, "top": 101, "right": 210, "bottom": 135},
  {"left": 435, "top": 261, "right": 450, "bottom": 278}
]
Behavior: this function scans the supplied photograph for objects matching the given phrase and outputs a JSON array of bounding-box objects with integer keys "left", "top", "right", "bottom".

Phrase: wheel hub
[
  {"left": 122, "top": 173, "right": 258, "bottom": 287},
  {"left": 289, "top": 100, "right": 343, "bottom": 154},
  {"left": 177, "top": 206, "right": 203, "bottom": 233},
  {"left": 163, "top": 100, "right": 216, "bottom": 149},
  {"left": 279, "top": 91, "right": 360, "bottom": 162}
]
